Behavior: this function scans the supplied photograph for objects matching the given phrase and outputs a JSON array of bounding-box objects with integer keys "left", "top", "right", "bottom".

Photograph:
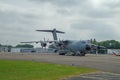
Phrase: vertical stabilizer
[{"left": 36, "top": 28, "right": 65, "bottom": 40}]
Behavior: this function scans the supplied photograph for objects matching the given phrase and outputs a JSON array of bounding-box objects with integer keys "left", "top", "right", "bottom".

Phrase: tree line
[
  {"left": 0, "top": 44, "right": 33, "bottom": 48},
  {"left": 91, "top": 39, "right": 120, "bottom": 49}
]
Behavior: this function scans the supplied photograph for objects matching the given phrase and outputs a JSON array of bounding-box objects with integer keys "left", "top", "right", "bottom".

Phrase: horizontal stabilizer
[
  {"left": 56, "top": 30, "right": 65, "bottom": 33},
  {"left": 36, "top": 28, "right": 65, "bottom": 33}
]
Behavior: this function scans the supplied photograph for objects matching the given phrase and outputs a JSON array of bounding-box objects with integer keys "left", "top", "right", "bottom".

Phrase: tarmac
[{"left": 0, "top": 52, "right": 120, "bottom": 80}]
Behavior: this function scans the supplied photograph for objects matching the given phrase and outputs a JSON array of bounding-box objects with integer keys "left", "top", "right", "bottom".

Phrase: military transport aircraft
[{"left": 21, "top": 28, "right": 92, "bottom": 56}]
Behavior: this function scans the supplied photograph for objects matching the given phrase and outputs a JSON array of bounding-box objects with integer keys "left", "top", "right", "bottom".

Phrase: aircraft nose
[{"left": 86, "top": 45, "right": 91, "bottom": 50}]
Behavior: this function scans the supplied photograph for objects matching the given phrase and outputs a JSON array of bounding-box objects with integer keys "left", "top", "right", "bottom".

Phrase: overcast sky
[{"left": 0, "top": 0, "right": 120, "bottom": 46}]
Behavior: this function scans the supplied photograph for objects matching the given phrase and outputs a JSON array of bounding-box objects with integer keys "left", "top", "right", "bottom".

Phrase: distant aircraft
[
  {"left": 35, "top": 28, "right": 92, "bottom": 56},
  {"left": 113, "top": 52, "right": 120, "bottom": 56}
]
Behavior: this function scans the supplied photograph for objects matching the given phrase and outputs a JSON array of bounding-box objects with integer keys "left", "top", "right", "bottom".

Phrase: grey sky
[{"left": 0, "top": 0, "right": 120, "bottom": 46}]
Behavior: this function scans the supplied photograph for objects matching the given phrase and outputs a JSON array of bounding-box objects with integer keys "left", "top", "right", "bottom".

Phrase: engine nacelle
[{"left": 41, "top": 42, "right": 47, "bottom": 47}]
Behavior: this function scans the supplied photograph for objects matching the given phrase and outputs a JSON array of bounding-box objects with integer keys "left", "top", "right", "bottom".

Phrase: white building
[
  {"left": 11, "top": 47, "right": 55, "bottom": 53},
  {"left": 107, "top": 49, "right": 120, "bottom": 54},
  {"left": 0, "top": 47, "right": 8, "bottom": 52},
  {"left": 11, "top": 48, "right": 35, "bottom": 53}
]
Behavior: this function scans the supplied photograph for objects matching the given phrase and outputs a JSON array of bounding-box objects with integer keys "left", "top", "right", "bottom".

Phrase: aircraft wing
[
  {"left": 21, "top": 40, "right": 54, "bottom": 44},
  {"left": 21, "top": 41, "right": 42, "bottom": 43}
]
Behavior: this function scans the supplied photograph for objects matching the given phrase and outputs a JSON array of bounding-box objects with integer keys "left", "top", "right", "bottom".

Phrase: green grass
[{"left": 0, "top": 60, "right": 96, "bottom": 80}]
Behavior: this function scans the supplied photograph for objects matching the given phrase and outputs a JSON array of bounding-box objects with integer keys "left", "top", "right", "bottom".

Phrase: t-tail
[{"left": 36, "top": 28, "right": 65, "bottom": 40}]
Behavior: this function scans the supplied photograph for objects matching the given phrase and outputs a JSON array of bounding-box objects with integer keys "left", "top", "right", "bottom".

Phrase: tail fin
[{"left": 36, "top": 28, "right": 65, "bottom": 40}]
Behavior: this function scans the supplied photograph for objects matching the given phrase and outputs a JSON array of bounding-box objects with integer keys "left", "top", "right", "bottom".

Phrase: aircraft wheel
[
  {"left": 80, "top": 51, "right": 86, "bottom": 56},
  {"left": 72, "top": 53, "right": 75, "bottom": 56},
  {"left": 59, "top": 52, "right": 66, "bottom": 55},
  {"left": 81, "top": 53, "right": 85, "bottom": 56}
]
